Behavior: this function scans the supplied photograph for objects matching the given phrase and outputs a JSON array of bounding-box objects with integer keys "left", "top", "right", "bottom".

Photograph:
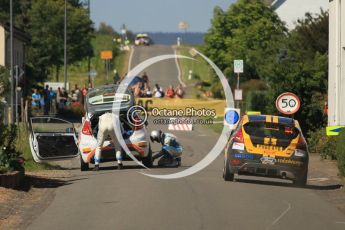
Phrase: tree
[
  {"left": 204, "top": 0, "right": 287, "bottom": 84},
  {"left": 266, "top": 11, "right": 329, "bottom": 132},
  {"left": 27, "top": 0, "right": 93, "bottom": 81},
  {"left": 97, "top": 22, "right": 119, "bottom": 36}
]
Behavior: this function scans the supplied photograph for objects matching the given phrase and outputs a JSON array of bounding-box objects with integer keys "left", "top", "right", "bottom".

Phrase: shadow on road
[
  {"left": 235, "top": 178, "right": 343, "bottom": 191},
  {"left": 16, "top": 175, "right": 87, "bottom": 192}
]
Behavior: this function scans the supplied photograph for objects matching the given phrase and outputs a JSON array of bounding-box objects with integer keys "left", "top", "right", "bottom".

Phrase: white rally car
[
  {"left": 29, "top": 85, "right": 153, "bottom": 171},
  {"left": 134, "top": 34, "right": 151, "bottom": 46}
]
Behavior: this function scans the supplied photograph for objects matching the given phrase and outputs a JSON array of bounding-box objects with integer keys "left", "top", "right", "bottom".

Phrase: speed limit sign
[{"left": 276, "top": 92, "right": 301, "bottom": 115}]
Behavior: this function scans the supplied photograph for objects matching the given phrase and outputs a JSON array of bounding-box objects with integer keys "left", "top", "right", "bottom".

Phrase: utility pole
[
  {"left": 64, "top": 0, "right": 68, "bottom": 90},
  {"left": 10, "top": 0, "right": 14, "bottom": 125},
  {"left": 87, "top": 0, "right": 91, "bottom": 85}
]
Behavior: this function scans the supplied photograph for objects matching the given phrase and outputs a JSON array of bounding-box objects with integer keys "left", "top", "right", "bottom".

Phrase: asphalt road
[
  {"left": 129, "top": 45, "right": 181, "bottom": 89},
  {"left": 26, "top": 45, "right": 345, "bottom": 230}
]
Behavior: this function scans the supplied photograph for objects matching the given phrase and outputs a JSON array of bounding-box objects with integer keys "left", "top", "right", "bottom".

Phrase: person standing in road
[
  {"left": 43, "top": 85, "right": 51, "bottom": 115},
  {"left": 94, "top": 112, "right": 125, "bottom": 171},
  {"left": 150, "top": 130, "right": 183, "bottom": 167},
  {"left": 31, "top": 88, "right": 41, "bottom": 113}
]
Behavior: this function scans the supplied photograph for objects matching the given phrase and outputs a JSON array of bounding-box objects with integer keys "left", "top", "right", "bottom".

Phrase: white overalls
[{"left": 94, "top": 113, "right": 123, "bottom": 166}]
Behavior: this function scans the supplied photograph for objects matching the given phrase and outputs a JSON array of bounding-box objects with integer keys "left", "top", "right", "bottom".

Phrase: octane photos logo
[
  {"left": 128, "top": 106, "right": 217, "bottom": 126},
  {"left": 112, "top": 50, "right": 235, "bottom": 179}
]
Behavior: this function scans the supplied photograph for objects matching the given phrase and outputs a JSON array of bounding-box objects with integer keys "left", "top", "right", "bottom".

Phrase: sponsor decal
[
  {"left": 260, "top": 156, "right": 276, "bottom": 165},
  {"left": 256, "top": 145, "right": 284, "bottom": 151},
  {"left": 232, "top": 142, "right": 245, "bottom": 151},
  {"left": 276, "top": 159, "right": 303, "bottom": 166},
  {"left": 234, "top": 154, "right": 255, "bottom": 160}
]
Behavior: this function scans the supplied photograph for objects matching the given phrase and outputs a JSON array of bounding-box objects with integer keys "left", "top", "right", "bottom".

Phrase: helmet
[{"left": 150, "top": 130, "right": 162, "bottom": 143}]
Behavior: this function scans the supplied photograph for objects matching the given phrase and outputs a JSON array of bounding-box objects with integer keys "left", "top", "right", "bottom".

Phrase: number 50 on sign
[{"left": 276, "top": 92, "right": 301, "bottom": 115}]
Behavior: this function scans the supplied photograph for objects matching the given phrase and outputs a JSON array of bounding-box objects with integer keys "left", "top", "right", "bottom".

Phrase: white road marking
[
  {"left": 173, "top": 47, "right": 187, "bottom": 87},
  {"left": 128, "top": 46, "right": 135, "bottom": 72},
  {"left": 308, "top": 178, "right": 329, "bottom": 182},
  {"left": 266, "top": 201, "right": 292, "bottom": 230},
  {"left": 335, "top": 221, "right": 345, "bottom": 224}
]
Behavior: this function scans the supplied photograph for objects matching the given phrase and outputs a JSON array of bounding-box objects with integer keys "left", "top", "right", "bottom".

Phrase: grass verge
[{"left": 175, "top": 46, "right": 215, "bottom": 99}]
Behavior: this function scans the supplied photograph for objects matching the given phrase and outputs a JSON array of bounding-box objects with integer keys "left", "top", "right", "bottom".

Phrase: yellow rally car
[{"left": 223, "top": 114, "right": 309, "bottom": 186}]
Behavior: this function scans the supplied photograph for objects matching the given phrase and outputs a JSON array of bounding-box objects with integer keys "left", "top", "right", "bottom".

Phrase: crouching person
[
  {"left": 150, "top": 130, "right": 182, "bottom": 167},
  {"left": 94, "top": 113, "right": 124, "bottom": 171}
]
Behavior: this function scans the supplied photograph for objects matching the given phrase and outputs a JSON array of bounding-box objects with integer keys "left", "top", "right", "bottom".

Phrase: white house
[
  {"left": 0, "top": 22, "right": 30, "bottom": 70},
  {"left": 0, "top": 22, "right": 30, "bottom": 124},
  {"left": 328, "top": 0, "right": 345, "bottom": 126},
  {"left": 272, "top": 0, "right": 329, "bottom": 29}
]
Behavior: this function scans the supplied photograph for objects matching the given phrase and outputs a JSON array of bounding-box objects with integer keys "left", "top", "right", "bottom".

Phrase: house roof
[{"left": 0, "top": 21, "right": 31, "bottom": 43}]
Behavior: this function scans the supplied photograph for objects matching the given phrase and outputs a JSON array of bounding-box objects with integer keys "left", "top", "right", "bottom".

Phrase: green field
[
  {"left": 51, "top": 34, "right": 129, "bottom": 88},
  {"left": 176, "top": 46, "right": 215, "bottom": 99}
]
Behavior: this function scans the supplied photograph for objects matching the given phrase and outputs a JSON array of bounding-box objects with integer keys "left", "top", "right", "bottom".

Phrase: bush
[
  {"left": 336, "top": 130, "right": 345, "bottom": 176},
  {"left": 308, "top": 129, "right": 338, "bottom": 159},
  {"left": 0, "top": 124, "right": 25, "bottom": 174},
  {"left": 246, "top": 90, "right": 269, "bottom": 112}
]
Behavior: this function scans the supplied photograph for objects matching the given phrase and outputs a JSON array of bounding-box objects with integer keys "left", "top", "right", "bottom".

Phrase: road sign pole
[
  {"left": 236, "top": 73, "right": 240, "bottom": 109},
  {"left": 106, "top": 59, "right": 109, "bottom": 83},
  {"left": 237, "top": 72, "right": 240, "bottom": 90},
  {"left": 15, "top": 66, "right": 18, "bottom": 125}
]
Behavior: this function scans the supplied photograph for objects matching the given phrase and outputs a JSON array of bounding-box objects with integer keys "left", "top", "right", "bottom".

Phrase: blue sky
[{"left": 90, "top": 0, "right": 235, "bottom": 33}]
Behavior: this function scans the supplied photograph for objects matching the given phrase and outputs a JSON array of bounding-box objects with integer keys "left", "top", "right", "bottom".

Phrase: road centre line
[{"left": 266, "top": 201, "right": 292, "bottom": 230}]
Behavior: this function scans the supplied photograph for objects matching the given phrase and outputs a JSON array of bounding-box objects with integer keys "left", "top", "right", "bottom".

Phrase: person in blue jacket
[{"left": 150, "top": 130, "right": 182, "bottom": 167}]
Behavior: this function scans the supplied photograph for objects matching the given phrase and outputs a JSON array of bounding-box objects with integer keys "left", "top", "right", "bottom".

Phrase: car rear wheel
[
  {"left": 223, "top": 156, "right": 234, "bottom": 182},
  {"left": 294, "top": 170, "right": 308, "bottom": 187},
  {"left": 142, "top": 145, "right": 153, "bottom": 168},
  {"left": 80, "top": 155, "right": 89, "bottom": 171}
]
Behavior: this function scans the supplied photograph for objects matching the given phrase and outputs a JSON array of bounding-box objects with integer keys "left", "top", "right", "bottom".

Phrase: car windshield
[{"left": 243, "top": 122, "right": 300, "bottom": 140}]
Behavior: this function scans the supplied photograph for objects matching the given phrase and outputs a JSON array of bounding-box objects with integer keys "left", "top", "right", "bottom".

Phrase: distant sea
[{"left": 142, "top": 32, "right": 205, "bottom": 45}]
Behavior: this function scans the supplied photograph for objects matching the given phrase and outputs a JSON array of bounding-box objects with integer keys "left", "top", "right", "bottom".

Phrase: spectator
[
  {"left": 143, "top": 82, "right": 152, "bottom": 97},
  {"left": 49, "top": 87, "right": 56, "bottom": 113},
  {"left": 113, "top": 70, "right": 121, "bottom": 84},
  {"left": 43, "top": 85, "right": 51, "bottom": 115},
  {"left": 81, "top": 84, "right": 88, "bottom": 104},
  {"left": 57, "top": 87, "right": 67, "bottom": 109},
  {"left": 165, "top": 85, "right": 175, "bottom": 98},
  {"left": 73, "top": 84, "right": 81, "bottom": 102},
  {"left": 153, "top": 84, "right": 164, "bottom": 98},
  {"left": 175, "top": 84, "right": 185, "bottom": 99},
  {"left": 133, "top": 82, "right": 143, "bottom": 97},
  {"left": 88, "top": 82, "right": 93, "bottom": 90},
  {"left": 62, "top": 88, "right": 69, "bottom": 107},
  {"left": 142, "top": 72, "right": 149, "bottom": 84},
  {"left": 31, "top": 88, "right": 41, "bottom": 110}
]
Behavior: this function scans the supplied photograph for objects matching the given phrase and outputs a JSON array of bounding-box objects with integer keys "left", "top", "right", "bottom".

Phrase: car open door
[{"left": 29, "top": 117, "right": 79, "bottom": 163}]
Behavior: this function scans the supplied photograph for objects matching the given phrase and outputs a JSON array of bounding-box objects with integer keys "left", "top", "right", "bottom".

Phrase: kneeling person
[{"left": 150, "top": 130, "right": 183, "bottom": 167}]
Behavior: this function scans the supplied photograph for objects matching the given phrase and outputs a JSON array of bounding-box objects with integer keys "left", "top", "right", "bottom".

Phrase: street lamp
[
  {"left": 87, "top": 0, "right": 91, "bottom": 85},
  {"left": 64, "top": 0, "right": 68, "bottom": 90}
]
